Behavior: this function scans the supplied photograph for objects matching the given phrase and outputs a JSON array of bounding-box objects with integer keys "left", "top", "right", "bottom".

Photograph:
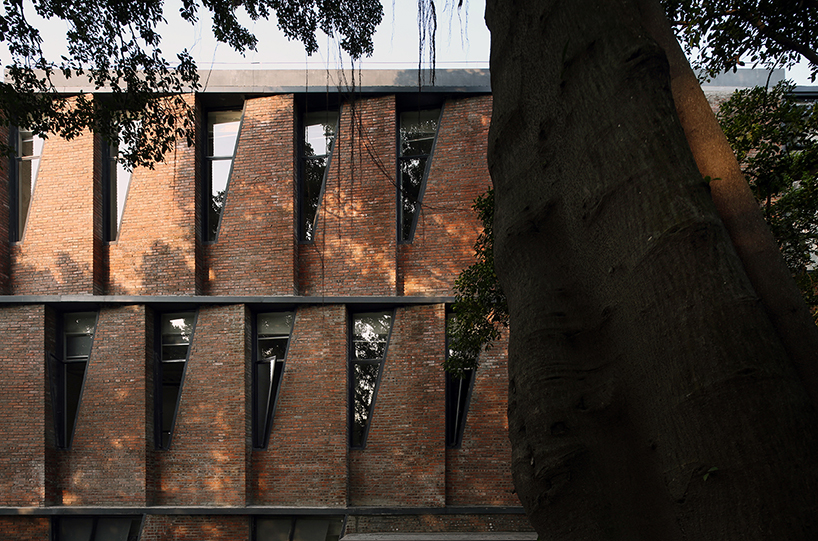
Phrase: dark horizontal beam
[
  {"left": 0, "top": 295, "right": 455, "bottom": 306},
  {"left": 0, "top": 506, "right": 525, "bottom": 516}
]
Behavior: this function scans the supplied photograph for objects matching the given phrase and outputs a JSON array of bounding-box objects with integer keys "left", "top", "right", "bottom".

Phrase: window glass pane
[
  {"left": 66, "top": 334, "right": 93, "bottom": 359},
  {"left": 304, "top": 112, "right": 337, "bottom": 156},
  {"left": 302, "top": 157, "right": 327, "bottom": 242},
  {"left": 207, "top": 111, "right": 241, "bottom": 157},
  {"left": 161, "top": 313, "right": 193, "bottom": 346},
  {"left": 64, "top": 313, "right": 96, "bottom": 334},
  {"left": 352, "top": 312, "right": 392, "bottom": 360},
  {"left": 400, "top": 157, "right": 427, "bottom": 241},
  {"left": 400, "top": 109, "right": 439, "bottom": 157},
  {"left": 258, "top": 312, "right": 294, "bottom": 335},
  {"left": 256, "top": 361, "right": 274, "bottom": 426},
  {"left": 59, "top": 517, "right": 94, "bottom": 541},
  {"left": 95, "top": 517, "right": 133, "bottom": 541},
  {"left": 258, "top": 337, "right": 288, "bottom": 360},
  {"left": 256, "top": 518, "right": 292, "bottom": 541},
  {"left": 292, "top": 520, "right": 330, "bottom": 541},
  {"left": 352, "top": 362, "right": 379, "bottom": 447}
]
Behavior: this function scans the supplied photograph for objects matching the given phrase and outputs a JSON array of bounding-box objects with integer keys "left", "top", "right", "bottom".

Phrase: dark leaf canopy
[
  {"left": 0, "top": 0, "right": 383, "bottom": 167},
  {"left": 663, "top": 0, "right": 818, "bottom": 80}
]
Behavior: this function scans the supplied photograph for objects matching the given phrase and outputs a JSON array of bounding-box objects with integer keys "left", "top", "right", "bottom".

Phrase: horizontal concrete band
[
  {"left": 0, "top": 506, "right": 526, "bottom": 516},
  {"left": 0, "top": 295, "right": 455, "bottom": 306}
]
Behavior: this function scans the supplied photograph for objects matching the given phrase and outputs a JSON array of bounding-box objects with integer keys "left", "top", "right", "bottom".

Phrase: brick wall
[
  {"left": 154, "top": 305, "right": 248, "bottom": 506},
  {"left": 206, "top": 95, "right": 297, "bottom": 295},
  {"left": 349, "top": 305, "right": 446, "bottom": 507},
  {"left": 56, "top": 305, "right": 149, "bottom": 505},
  {"left": 108, "top": 95, "right": 200, "bottom": 295},
  {"left": 299, "top": 96, "right": 398, "bottom": 296},
  {"left": 252, "top": 304, "right": 348, "bottom": 506},
  {"left": 11, "top": 126, "right": 99, "bottom": 294},
  {"left": 399, "top": 96, "right": 493, "bottom": 296},
  {"left": 0, "top": 517, "right": 50, "bottom": 540},
  {"left": 446, "top": 329, "right": 517, "bottom": 506},
  {"left": 0, "top": 305, "right": 46, "bottom": 506},
  {"left": 141, "top": 515, "right": 249, "bottom": 541}
]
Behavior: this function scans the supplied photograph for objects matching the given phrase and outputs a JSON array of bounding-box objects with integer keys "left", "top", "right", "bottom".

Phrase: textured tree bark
[
  {"left": 486, "top": 0, "right": 818, "bottom": 539},
  {"left": 635, "top": 0, "right": 818, "bottom": 409}
]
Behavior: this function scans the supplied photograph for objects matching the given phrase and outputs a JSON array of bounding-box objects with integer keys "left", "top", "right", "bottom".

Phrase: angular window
[
  {"left": 349, "top": 311, "right": 393, "bottom": 448},
  {"left": 299, "top": 110, "right": 338, "bottom": 242},
  {"left": 49, "top": 312, "right": 97, "bottom": 448},
  {"left": 255, "top": 516, "right": 344, "bottom": 541},
  {"left": 254, "top": 311, "right": 294, "bottom": 449},
  {"left": 13, "top": 128, "right": 44, "bottom": 241},
  {"left": 156, "top": 312, "right": 195, "bottom": 450},
  {"left": 446, "top": 314, "right": 475, "bottom": 448},
  {"left": 205, "top": 109, "right": 242, "bottom": 241},
  {"left": 103, "top": 142, "right": 133, "bottom": 241},
  {"left": 398, "top": 108, "right": 440, "bottom": 242},
  {"left": 53, "top": 515, "right": 143, "bottom": 541}
]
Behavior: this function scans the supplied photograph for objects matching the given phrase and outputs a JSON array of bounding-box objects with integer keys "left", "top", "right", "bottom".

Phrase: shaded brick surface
[
  {"left": 0, "top": 305, "right": 46, "bottom": 506},
  {"left": 252, "top": 304, "right": 348, "bottom": 506},
  {"left": 154, "top": 305, "right": 248, "bottom": 506},
  {"left": 206, "top": 95, "right": 297, "bottom": 295},
  {"left": 349, "top": 305, "right": 446, "bottom": 507},
  {"left": 0, "top": 517, "right": 51, "bottom": 540},
  {"left": 56, "top": 305, "right": 149, "bottom": 505},
  {"left": 399, "top": 96, "right": 493, "bottom": 296},
  {"left": 299, "top": 96, "right": 397, "bottom": 296}
]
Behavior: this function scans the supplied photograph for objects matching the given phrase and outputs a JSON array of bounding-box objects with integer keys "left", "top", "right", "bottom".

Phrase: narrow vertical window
[
  {"left": 398, "top": 108, "right": 440, "bottom": 242},
  {"left": 254, "top": 312, "right": 294, "bottom": 449},
  {"left": 103, "top": 142, "right": 133, "bottom": 241},
  {"left": 156, "top": 312, "right": 195, "bottom": 450},
  {"left": 205, "top": 110, "right": 242, "bottom": 241},
  {"left": 13, "top": 128, "right": 44, "bottom": 241},
  {"left": 54, "top": 515, "right": 142, "bottom": 541},
  {"left": 349, "top": 311, "right": 393, "bottom": 448},
  {"left": 300, "top": 111, "right": 338, "bottom": 242},
  {"left": 446, "top": 314, "right": 475, "bottom": 448},
  {"left": 51, "top": 312, "right": 97, "bottom": 448}
]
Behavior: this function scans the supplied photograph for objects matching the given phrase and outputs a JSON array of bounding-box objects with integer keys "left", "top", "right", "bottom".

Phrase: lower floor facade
[{"left": 0, "top": 297, "right": 529, "bottom": 540}]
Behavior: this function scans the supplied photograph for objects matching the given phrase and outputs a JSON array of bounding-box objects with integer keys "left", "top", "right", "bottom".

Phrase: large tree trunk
[{"left": 485, "top": 0, "right": 818, "bottom": 539}]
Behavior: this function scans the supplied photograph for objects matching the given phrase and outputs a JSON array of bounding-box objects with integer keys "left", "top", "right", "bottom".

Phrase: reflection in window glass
[
  {"left": 446, "top": 313, "right": 475, "bottom": 447},
  {"left": 157, "top": 312, "right": 195, "bottom": 449},
  {"left": 206, "top": 110, "right": 242, "bottom": 241},
  {"left": 51, "top": 312, "right": 97, "bottom": 448},
  {"left": 349, "top": 312, "right": 392, "bottom": 448},
  {"left": 300, "top": 110, "right": 338, "bottom": 242},
  {"left": 55, "top": 516, "right": 142, "bottom": 541},
  {"left": 398, "top": 109, "right": 439, "bottom": 242},
  {"left": 104, "top": 142, "right": 133, "bottom": 241},
  {"left": 254, "top": 312, "right": 294, "bottom": 448},
  {"left": 15, "top": 128, "right": 44, "bottom": 240},
  {"left": 255, "top": 516, "right": 343, "bottom": 541}
]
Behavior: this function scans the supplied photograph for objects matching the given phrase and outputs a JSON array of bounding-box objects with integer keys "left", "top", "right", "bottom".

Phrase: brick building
[{"left": 0, "top": 69, "right": 532, "bottom": 541}]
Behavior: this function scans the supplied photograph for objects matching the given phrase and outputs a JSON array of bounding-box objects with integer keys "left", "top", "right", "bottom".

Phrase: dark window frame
[
  {"left": 203, "top": 107, "right": 244, "bottom": 243},
  {"left": 298, "top": 108, "right": 339, "bottom": 243},
  {"left": 101, "top": 141, "right": 133, "bottom": 242},
  {"left": 49, "top": 311, "right": 99, "bottom": 449},
  {"left": 397, "top": 105, "right": 443, "bottom": 243},
  {"left": 52, "top": 515, "right": 143, "bottom": 541},
  {"left": 253, "top": 310, "right": 295, "bottom": 449},
  {"left": 154, "top": 311, "right": 197, "bottom": 450},
  {"left": 253, "top": 515, "right": 345, "bottom": 541},
  {"left": 11, "top": 126, "right": 44, "bottom": 242},
  {"left": 348, "top": 309, "right": 394, "bottom": 449},
  {"left": 445, "top": 311, "right": 475, "bottom": 448}
]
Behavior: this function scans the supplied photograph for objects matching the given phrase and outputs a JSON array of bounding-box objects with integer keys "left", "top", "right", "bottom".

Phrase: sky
[{"left": 3, "top": 0, "right": 815, "bottom": 84}]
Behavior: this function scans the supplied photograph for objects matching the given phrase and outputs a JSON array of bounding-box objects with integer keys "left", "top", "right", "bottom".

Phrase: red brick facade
[{"left": 0, "top": 76, "right": 528, "bottom": 540}]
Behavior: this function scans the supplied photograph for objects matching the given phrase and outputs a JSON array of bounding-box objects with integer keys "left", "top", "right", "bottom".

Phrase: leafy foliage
[
  {"left": 717, "top": 81, "right": 818, "bottom": 315},
  {"left": 0, "top": 0, "right": 383, "bottom": 167},
  {"left": 446, "top": 187, "right": 508, "bottom": 377},
  {"left": 662, "top": 0, "right": 818, "bottom": 81}
]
